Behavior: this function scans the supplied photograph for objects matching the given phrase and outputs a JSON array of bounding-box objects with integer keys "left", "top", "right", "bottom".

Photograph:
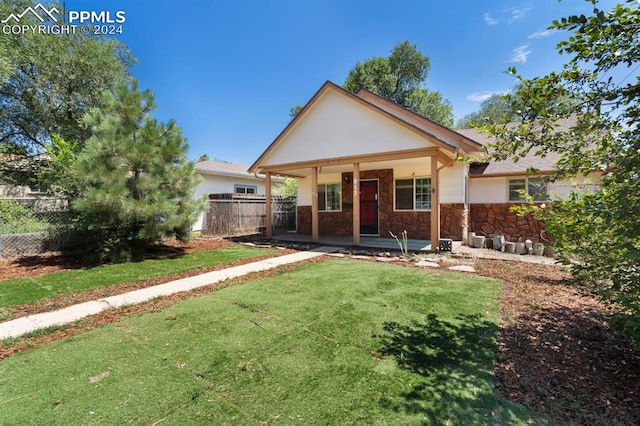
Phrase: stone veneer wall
[
  {"left": 441, "top": 203, "right": 466, "bottom": 241},
  {"left": 469, "top": 203, "right": 547, "bottom": 243},
  {"left": 296, "top": 168, "right": 468, "bottom": 240}
]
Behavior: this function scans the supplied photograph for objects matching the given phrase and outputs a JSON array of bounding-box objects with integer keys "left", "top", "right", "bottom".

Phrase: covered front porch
[
  {"left": 248, "top": 81, "right": 482, "bottom": 251},
  {"left": 262, "top": 151, "right": 447, "bottom": 249}
]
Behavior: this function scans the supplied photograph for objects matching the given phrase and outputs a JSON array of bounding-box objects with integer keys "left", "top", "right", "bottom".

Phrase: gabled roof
[
  {"left": 195, "top": 160, "right": 280, "bottom": 180},
  {"left": 249, "top": 81, "right": 483, "bottom": 174},
  {"left": 356, "top": 90, "right": 483, "bottom": 154},
  {"left": 458, "top": 116, "right": 578, "bottom": 177}
]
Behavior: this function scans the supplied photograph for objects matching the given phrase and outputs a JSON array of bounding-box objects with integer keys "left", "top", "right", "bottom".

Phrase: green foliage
[
  {"left": 486, "top": 0, "right": 640, "bottom": 339},
  {"left": 344, "top": 40, "right": 454, "bottom": 126},
  {"left": 389, "top": 229, "right": 412, "bottom": 259},
  {"left": 38, "top": 134, "right": 78, "bottom": 196},
  {"left": 272, "top": 177, "right": 297, "bottom": 198},
  {"left": 456, "top": 92, "right": 518, "bottom": 129},
  {"left": 196, "top": 153, "right": 209, "bottom": 162},
  {"left": 289, "top": 105, "right": 303, "bottom": 119},
  {"left": 71, "top": 80, "right": 206, "bottom": 260},
  {"left": 0, "top": 41, "right": 12, "bottom": 83},
  {"left": 0, "top": 199, "right": 48, "bottom": 234},
  {"left": 0, "top": 0, "right": 133, "bottom": 154}
]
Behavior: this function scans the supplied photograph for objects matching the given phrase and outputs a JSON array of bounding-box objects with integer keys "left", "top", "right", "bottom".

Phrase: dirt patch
[{"left": 0, "top": 238, "right": 236, "bottom": 281}]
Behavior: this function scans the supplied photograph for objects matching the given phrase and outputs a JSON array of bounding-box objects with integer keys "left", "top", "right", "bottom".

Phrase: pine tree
[{"left": 72, "top": 80, "right": 205, "bottom": 259}]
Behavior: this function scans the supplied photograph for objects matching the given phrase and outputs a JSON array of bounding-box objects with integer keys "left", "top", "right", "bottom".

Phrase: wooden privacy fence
[{"left": 205, "top": 193, "right": 296, "bottom": 236}]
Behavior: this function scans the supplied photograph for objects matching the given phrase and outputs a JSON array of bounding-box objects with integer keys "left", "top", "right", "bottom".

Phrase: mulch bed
[
  {"left": 1, "top": 241, "right": 639, "bottom": 424},
  {"left": 476, "top": 260, "right": 640, "bottom": 424}
]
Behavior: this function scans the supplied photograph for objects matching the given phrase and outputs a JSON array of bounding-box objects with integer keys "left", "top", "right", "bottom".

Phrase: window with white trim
[
  {"left": 317, "top": 183, "right": 341, "bottom": 211},
  {"left": 508, "top": 177, "right": 548, "bottom": 201},
  {"left": 234, "top": 184, "right": 257, "bottom": 194},
  {"left": 395, "top": 177, "right": 431, "bottom": 210}
]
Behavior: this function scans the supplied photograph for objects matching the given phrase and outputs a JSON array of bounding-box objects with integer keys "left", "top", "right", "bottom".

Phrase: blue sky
[{"left": 61, "top": 0, "right": 603, "bottom": 164}]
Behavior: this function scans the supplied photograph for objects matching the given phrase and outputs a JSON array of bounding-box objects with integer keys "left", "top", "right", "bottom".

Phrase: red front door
[{"left": 360, "top": 180, "right": 378, "bottom": 235}]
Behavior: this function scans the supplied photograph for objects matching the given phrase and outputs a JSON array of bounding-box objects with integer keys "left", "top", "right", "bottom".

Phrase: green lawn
[
  {"left": 0, "top": 258, "right": 550, "bottom": 425},
  {"left": 0, "top": 245, "right": 275, "bottom": 308}
]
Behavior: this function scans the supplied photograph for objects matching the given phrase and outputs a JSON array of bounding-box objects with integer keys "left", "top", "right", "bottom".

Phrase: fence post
[{"left": 265, "top": 173, "right": 272, "bottom": 238}]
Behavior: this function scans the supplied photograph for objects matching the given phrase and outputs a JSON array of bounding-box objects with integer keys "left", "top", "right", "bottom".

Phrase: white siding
[
  {"left": 470, "top": 173, "right": 601, "bottom": 204},
  {"left": 439, "top": 162, "right": 466, "bottom": 204},
  {"left": 297, "top": 176, "right": 312, "bottom": 206},
  {"left": 548, "top": 174, "right": 601, "bottom": 199},
  {"left": 469, "top": 177, "right": 507, "bottom": 203},
  {"left": 296, "top": 173, "right": 342, "bottom": 207},
  {"left": 192, "top": 174, "right": 267, "bottom": 231},
  {"left": 261, "top": 89, "right": 438, "bottom": 167}
]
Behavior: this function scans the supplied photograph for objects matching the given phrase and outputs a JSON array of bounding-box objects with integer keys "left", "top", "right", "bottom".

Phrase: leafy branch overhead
[{"left": 487, "top": 0, "right": 640, "bottom": 340}]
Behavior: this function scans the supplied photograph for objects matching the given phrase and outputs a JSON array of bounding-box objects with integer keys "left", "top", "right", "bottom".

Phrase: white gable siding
[{"left": 262, "top": 89, "right": 436, "bottom": 167}]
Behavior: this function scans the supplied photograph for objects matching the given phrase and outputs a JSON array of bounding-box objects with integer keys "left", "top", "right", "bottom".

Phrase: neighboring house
[
  {"left": 248, "top": 81, "right": 599, "bottom": 247},
  {"left": 0, "top": 153, "right": 51, "bottom": 191},
  {"left": 192, "top": 160, "right": 282, "bottom": 231}
]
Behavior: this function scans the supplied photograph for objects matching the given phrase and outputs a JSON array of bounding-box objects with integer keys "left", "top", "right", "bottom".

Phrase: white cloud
[
  {"left": 505, "top": 3, "right": 533, "bottom": 24},
  {"left": 510, "top": 44, "right": 531, "bottom": 63},
  {"left": 467, "top": 91, "right": 508, "bottom": 102},
  {"left": 483, "top": 12, "right": 498, "bottom": 26},
  {"left": 528, "top": 29, "right": 555, "bottom": 39}
]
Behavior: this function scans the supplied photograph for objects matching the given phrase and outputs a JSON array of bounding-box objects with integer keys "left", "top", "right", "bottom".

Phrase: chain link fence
[
  {"left": 0, "top": 197, "right": 69, "bottom": 258},
  {"left": 1, "top": 192, "right": 298, "bottom": 258}
]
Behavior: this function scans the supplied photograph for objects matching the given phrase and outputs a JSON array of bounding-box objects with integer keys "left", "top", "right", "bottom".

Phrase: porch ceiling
[{"left": 263, "top": 148, "right": 457, "bottom": 178}]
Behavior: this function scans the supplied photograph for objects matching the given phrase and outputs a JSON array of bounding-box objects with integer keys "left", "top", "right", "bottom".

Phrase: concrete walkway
[{"left": 0, "top": 246, "right": 341, "bottom": 341}]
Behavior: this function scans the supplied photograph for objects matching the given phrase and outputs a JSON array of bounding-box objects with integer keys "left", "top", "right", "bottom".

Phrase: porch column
[
  {"left": 311, "top": 166, "right": 319, "bottom": 243},
  {"left": 265, "top": 172, "right": 272, "bottom": 238},
  {"left": 430, "top": 155, "right": 440, "bottom": 251},
  {"left": 352, "top": 163, "right": 360, "bottom": 246}
]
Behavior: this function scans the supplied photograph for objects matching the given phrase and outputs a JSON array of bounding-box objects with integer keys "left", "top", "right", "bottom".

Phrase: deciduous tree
[
  {"left": 456, "top": 93, "right": 517, "bottom": 129},
  {"left": 344, "top": 40, "right": 454, "bottom": 126},
  {"left": 487, "top": 0, "right": 640, "bottom": 338},
  {"left": 0, "top": 0, "right": 133, "bottom": 154}
]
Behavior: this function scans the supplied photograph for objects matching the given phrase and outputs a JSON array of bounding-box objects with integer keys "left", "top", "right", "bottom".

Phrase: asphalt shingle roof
[{"left": 458, "top": 117, "right": 577, "bottom": 176}]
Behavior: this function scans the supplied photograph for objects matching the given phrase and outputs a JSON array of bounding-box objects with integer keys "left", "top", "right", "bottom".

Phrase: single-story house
[
  {"left": 192, "top": 160, "right": 283, "bottom": 231},
  {"left": 248, "top": 81, "right": 599, "bottom": 248}
]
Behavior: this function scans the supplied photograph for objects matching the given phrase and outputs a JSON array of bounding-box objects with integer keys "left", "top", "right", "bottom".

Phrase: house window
[
  {"left": 395, "top": 177, "right": 431, "bottom": 210},
  {"left": 234, "top": 184, "right": 257, "bottom": 194},
  {"left": 508, "top": 177, "right": 548, "bottom": 201},
  {"left": 317, "top": 183, "right": 341, "bottom": 211}
]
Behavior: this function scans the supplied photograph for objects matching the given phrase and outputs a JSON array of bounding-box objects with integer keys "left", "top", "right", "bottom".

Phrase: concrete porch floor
[{"left": 271, "top": 232, "right": 462, "bottom": 253}]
